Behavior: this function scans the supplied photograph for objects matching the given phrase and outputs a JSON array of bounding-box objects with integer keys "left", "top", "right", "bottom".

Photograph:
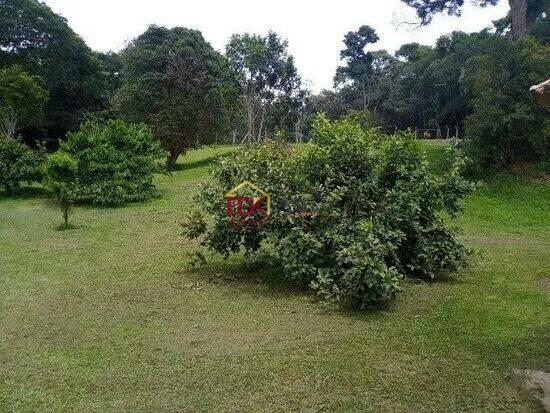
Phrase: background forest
[{"left": 1, "top": 0, "right": 548, "bottom": 170}]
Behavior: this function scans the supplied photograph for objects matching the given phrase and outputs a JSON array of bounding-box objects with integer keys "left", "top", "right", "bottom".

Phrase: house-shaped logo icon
[{"left": 225, "top": 181, "right": 271, "bottom": 217}]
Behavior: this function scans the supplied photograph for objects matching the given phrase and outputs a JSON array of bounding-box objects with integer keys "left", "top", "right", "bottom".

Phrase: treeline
[
  {"left": 318, "top": 28, "right": 549, "bottom": 167},
  {"left": 0, "top": 0, "right": 549, "bottom": 170},
  {"left": 0, "top": 0, "right": 306, "bottom": 169}
]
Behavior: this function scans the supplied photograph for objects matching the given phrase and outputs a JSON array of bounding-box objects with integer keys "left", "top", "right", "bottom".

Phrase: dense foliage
[
  {"left": 1, "top": 1, "right": 547, "bottom": 174},
  {"left": 311, "top": 31, "right": 550, "bottom": 168},
  {"left": 114, "top": 26, "right": 238, "bottom": 170},
  {"left": 184, "top": 116, "right": 473, "bottom": 308},
  {"left": 0, "top": 65, "right": 48, "bottom": 138},
  {"left": 464, "top": 36, "right": 550, "bottom": 167},
  {"left": 0, "top": 136, "right": 44, "bottom": 196},
  {"left": 0, "top": 0, "right": 109, "bottom": 142},
  {"left": 57, "top": 120, "right": 164, "bottom": 206}
]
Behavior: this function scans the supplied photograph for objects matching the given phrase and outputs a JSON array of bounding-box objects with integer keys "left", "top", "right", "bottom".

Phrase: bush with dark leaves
[{"left": 184, "top": 115, "right": 473, "bottom": 308}]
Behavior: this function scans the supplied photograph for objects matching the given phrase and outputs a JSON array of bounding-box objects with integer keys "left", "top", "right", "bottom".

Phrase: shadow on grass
[
  {"left": 180, "top": 255, "right": 312, "bottom": 301},
  {"left": 0, "top": 186, "right": 51, "bottom": 201},
  {"left": 178, "top": 253, "right": 454, "bottom": 317},
  {"left": 176, "top": 229, "right": 469, "bottom": 315},
  {"left": 55, "top": 222, "right": 79, "bottom": 231},
  {"left": 172, "top": 156, "right": 223, "bottom": 172}
]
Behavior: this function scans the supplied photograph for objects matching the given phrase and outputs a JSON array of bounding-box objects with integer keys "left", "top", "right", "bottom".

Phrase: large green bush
[
  {"left": 58, "top": 120, "right": 165, "bottom": 206},
  {"left": 184, "top": 115, "right": 473, "bottom": 308},
  {"left": 0, "top": 136, "right": 44, "bottom": 196}
]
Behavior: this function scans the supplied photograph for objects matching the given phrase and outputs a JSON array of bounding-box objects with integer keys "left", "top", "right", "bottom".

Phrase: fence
[{"left": 413, "top": 126, "right": 461, "bottom": 140}]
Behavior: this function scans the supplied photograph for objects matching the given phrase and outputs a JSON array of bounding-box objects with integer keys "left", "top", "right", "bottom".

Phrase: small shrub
[
  {"left": 43, "top": 152, "right": 78, "bottom": 226},
  {"left": 183, "top": 115, "right": 474, "bottom": 308},
  {"left": 0, "top": 136, "right": 44, "bottom": 196},
  {"left": 59, "top": 120, "right": 165, "bottom": 206}
]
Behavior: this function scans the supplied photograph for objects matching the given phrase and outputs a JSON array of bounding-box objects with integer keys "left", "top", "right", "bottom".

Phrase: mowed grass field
[{"left": 1, "top": 143, "right": 549, "bottom": 412}]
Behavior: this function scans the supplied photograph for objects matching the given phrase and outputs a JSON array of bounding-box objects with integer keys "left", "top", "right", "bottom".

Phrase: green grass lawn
[{"left": 1, "top": 144, "right": 549, "bottom": 412}]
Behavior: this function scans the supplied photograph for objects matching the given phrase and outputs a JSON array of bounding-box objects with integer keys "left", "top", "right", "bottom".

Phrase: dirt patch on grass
[
  {"left": 510, "top": 369, "right": 550, "bottom": 412},
  {"left": 531, "top": 173, "right": 550, "bottom": 184},
  {"left": 509, "top": 162, "right": 550, "bottom": 184},
  {"left": 536, "top": 277, "right": 550, "bottom": 291}
]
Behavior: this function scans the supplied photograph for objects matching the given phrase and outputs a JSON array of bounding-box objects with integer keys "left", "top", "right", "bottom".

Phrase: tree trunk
[
  {"left": 508, "top": 0, "right": 528, "bottom": 42},
  {"left": 362, "top": 79, "right": 367, "bottom": 112},
  {"left": 63, "top": 203, "right": 69, "bottom": 226},
  {"left": 0, "top": 107, "right": 19, "bottom": 138},
  {"left": 166, "top": 151, "right": 179, "bottom": 172},
  {"left": 257, "top": 106, "right": 265, "bottom": 142},
  {"left": 245, "top": 93, "right": 255, "bottom": 143}
]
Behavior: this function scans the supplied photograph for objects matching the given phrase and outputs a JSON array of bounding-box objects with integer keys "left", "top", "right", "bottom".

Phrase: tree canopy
[
  {"left": 0, "top": 0, "right": 108, "bottom": 141},
  {"left": 309, "top": 29, "right": 550, "bottom": 166},
  {"left": 335, "top": 25, "right": 380, "bottom": 112},
  {"left": 114, "top": 25, "right": 238, "bottom": 169},
  {"left": 1, "top": 0, "right": 548, "bottom": 171},
  {"left": 0, "top": 64, "right": 48, "bottom": 138}
]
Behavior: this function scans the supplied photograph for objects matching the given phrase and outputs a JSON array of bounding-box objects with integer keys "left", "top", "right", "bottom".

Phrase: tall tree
[
  {"left": 401, "top": 0, "right": 534, "bottom": 41},
  {"left": 226, "top": 31, "right": 303, "bottom": 142},
  {"left": 0, "top": 65, "right": 48, "bottom": 138},
  {"left": 494, "top": 0, "right": 550, "bottom": 42},
  {"left": 365, "top": 50, "right": 409, "bottom": 129},
  {"left": 114, "top": 25, "right": 237, "bottom": 170},
  {"left": 335, "top": 25, "right": 380, "bottom": 112},
  {"left": 0, "top": 0, "right": 108, "bottom": 141}
]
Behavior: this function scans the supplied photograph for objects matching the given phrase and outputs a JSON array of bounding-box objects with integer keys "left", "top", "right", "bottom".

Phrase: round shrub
[
  {"left": 59, "top": 120, "right": 165, "bottom": 206},
  {"left": 44, "top": 152, "right": 78, "bottom": 184},
  {"left": 184, "top": 115, "right": 473, "bottom": 308},
  {"left": 0, "top": 136, "right": 44, "bottom": 196}
]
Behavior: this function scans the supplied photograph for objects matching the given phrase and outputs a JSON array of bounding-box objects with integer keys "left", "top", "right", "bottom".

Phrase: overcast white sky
[{"left": 43, "top": 0, "right": 509, "bottom": 91}]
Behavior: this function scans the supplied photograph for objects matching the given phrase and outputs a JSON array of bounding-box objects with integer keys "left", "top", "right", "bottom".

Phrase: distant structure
[
  {"left": 530, "top": 79, "right": 550, "bottom": 108},
  {"left": 413, "top": 126, "right": 460, "bottom": 140}
]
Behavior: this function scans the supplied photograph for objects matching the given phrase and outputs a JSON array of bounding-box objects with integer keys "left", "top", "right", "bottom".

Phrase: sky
[{"left": 43, "top": 0, "right": 509, "bottom": 92}]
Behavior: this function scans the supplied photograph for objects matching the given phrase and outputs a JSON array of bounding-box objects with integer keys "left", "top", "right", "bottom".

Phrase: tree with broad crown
[{"left": 114, "top": 25, "right": 238, "bottom": 170}]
